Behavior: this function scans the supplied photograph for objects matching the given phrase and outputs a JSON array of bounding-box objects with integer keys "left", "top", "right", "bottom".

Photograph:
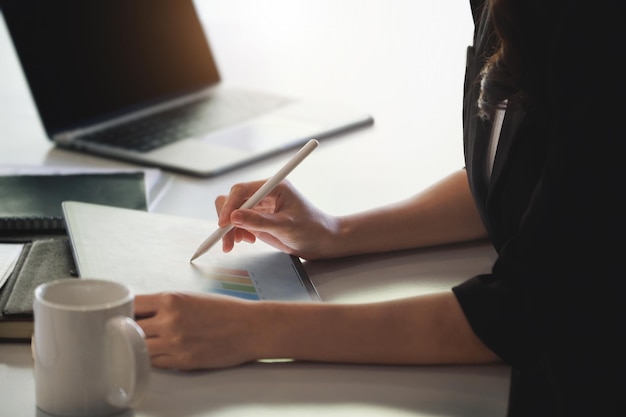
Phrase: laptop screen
[{"left": 1, "top": 0, "right": 220, "bottom": 136}]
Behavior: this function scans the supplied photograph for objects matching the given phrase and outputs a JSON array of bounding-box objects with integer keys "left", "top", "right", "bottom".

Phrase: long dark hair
[{"left": 478, "top": 0, "right": 559, "bottom": 119}]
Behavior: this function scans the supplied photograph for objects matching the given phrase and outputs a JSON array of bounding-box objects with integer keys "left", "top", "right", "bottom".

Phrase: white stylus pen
[{"left": 190, "top": 139, "right": 319, "bottom": 262}]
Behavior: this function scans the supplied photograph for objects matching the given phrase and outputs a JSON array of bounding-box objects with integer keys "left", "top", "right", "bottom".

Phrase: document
[
  {"left": 62, "top": 202, "right": 318, "bottom": 301},
  {"left": 0, "top": 243, "right": 24, "bottom": 290}
]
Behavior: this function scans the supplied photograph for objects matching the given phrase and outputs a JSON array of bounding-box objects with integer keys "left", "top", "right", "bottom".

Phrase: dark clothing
[{"left": 452, "top": 0, "right": 626, "bottom": 415}]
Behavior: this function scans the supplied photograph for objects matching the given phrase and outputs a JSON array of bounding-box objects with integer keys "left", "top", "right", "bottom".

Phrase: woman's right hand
[{"left": 215, "top": 180, "right": 340, "bottom": 260}]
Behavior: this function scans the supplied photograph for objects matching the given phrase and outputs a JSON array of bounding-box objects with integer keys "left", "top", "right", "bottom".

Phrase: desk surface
[{"left": 0, "top": 2, "right": 511, "bottom": 416}]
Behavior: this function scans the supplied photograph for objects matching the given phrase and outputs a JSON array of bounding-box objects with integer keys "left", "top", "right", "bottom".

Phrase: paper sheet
[
  {"left": 0, "top": 243, "right": 24, "bottom": 289},
  {"left": 62, "top": 202, "right": 318, "bottom": 301}
]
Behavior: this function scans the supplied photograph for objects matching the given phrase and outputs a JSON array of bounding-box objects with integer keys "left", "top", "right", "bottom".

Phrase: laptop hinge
[{"left": 53, "top": 130, "right": 85, "bottom": 145}]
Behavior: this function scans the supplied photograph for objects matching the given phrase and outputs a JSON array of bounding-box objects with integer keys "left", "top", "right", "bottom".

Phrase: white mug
[{"left": 33, "top": 279, "right": 150, "bottom": 417}]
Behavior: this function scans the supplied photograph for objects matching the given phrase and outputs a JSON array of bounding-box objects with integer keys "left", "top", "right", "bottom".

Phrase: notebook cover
[
  {"left": 4, "top": 238, "right": 76, "bottom": 315},
  {"left": 0, "top": 238, "right": 77, "bottom": 342},
  {"left": 0, "top": 173, "right": 147, "bottom": 234}
]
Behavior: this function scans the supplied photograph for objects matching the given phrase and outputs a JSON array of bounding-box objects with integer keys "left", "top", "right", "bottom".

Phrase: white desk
[{"left": 0, "top": 2, "right": 511, "bottom": 416}]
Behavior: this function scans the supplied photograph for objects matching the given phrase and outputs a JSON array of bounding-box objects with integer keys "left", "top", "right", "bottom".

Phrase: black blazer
[{"left": 453, "top": 1, "right": 626, "bottom": 416}]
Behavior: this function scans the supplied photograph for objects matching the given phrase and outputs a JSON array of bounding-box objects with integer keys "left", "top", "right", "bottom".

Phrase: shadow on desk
[
  {"left": 11, "top": 348, "right": 509, "bottom": 417},
  {"left": 305, "top": 241, "right": 498, "bottom": 304},
  {"left": 141, "top": 361, "right": 510, "bottom": 417},
  {"left": 36, "top": 409, "right": 134, "bottom": 417}
]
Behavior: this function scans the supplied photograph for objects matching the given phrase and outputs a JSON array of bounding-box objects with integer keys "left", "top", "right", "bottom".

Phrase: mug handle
[{"left": 105, "top": 316, "right": 151, "bottom": 408}]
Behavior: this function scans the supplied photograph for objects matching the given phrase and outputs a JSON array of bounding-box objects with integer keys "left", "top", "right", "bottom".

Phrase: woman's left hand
[{"left": 135, "top": 292, "right": 261, "bottom": 370}]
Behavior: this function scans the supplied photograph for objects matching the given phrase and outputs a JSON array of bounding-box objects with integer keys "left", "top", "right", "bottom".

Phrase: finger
[
  {"left": 150, "top": 353, "right": 187, "bottom": 370},
  {"left": 144, "top": 338, "right": 174, "bottom": 360},
  {"left": 214, "top": 194, "right": 228, "bottom": 226},
  {"left": 143, "top": 339, "right": 193, "bottom": 371},
  {"left": 221, "top": 228, "right": 235, "bottom": 252},
  {"left": 233, "top": 209, "right": 289, "bottom": 236},
  {"left": 234, "top": 227, "right": 257, "bottom": 244},
  {"left": 134, "top": 294, "right": 160, "bottom": 317},
  {"left": 221, "top": 180, "right": 268, "bottom": 217},
  {"left": 150, "top": 354, "right": 174, "bottom": 369},
  {"left": 136, "top": 316, "right": 161, "bottom": 338}
]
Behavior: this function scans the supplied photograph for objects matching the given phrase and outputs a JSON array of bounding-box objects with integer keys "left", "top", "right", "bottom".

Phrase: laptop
[{"left": 0, "top": 0, "right": 373, "bottom": 177}]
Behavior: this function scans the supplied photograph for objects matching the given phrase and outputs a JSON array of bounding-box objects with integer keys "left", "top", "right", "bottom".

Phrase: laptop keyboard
[{"left": 77, "top": 89, "right": 290, "bottom": 152}]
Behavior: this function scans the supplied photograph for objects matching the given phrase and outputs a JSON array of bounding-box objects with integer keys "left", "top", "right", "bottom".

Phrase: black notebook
[{"left": 0, "top": 172, "right": 148, "bottom": 234}]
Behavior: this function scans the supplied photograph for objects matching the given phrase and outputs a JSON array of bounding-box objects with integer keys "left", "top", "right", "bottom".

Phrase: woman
[{"left": 136, "top": 0, "right": 626, "bottom": 415}]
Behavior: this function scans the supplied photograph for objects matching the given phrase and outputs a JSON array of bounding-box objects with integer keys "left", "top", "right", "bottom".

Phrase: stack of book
[{"left": 0, "top": 169, "right": 154, "bottom": 341}]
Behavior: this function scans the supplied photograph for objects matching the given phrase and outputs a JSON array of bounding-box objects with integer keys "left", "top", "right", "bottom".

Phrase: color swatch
[{"left": 207, "top": 266, "right": 260, "bottom": 300}]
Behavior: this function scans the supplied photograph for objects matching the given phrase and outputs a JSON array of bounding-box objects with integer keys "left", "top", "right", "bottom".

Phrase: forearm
[
  {"left": 330, "top": 169, "right": 488, "bottom": 257},
  {"left": 253, "top": 291, "right": 499, "bottom": 365}
]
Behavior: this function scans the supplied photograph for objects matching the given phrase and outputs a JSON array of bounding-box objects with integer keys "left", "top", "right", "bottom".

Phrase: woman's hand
[
  {"left": 215, "top": 180, "right": 340, "bottom": 260},
  {"left": 216, "top": 169, "right": 488, "bottom": 262},
  {"left": 135, "top": 292, "right": 262, "bottom": 370}
]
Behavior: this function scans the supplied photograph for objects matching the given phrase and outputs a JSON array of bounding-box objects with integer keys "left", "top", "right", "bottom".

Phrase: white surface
[
  {"left": 3, "top": 341, "right": 508, "bottom": 417},
  {"left": 0, "top": 2, "right": 511, "bottom": 416}
]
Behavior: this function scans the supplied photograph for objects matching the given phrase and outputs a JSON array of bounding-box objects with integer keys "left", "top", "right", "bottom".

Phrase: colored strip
[
  {"left": 210, "top": 272, "right": 253, "bottom": 286},
  {"left": 221, "top": 282, "right": 257, "bottom": 293},
  {"left": 212, "top": 288, "right": 260, "bottom": 301},
  {"left": 210, "top": 266, "right": 250, "bottom": 278}
]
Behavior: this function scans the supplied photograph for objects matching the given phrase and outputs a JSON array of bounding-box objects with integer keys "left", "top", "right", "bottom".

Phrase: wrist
[
  {"left": 327, "top": 214, "right": 375, "bottom": 258},
  {"left": 316, "top": 215, "right": 357, "bottom": 258},
  {"left": 247, "top": 301, "right": 363, "bottom": 364},
  {"left": 249, "top": 301, "right": 335, "bottom": 362},
  {"left": 247, "top": 301, "right": 293, "bottom": 361}
]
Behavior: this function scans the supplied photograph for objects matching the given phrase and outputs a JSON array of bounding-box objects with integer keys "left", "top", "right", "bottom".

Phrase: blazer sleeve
[{"left": 453, "top": 0, "right": 626, "bottom": 371}]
